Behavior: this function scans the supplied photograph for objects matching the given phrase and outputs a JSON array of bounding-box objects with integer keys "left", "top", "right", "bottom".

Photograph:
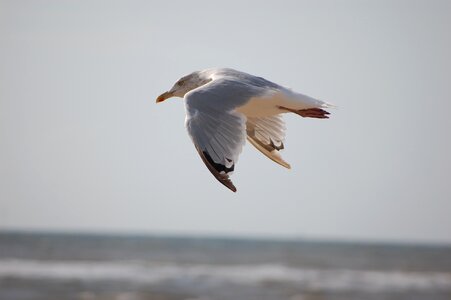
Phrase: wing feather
[
  {"left": 184, "top": 79, "right": 255, "bottom": 192},
  {"left": 194, "top": 145, "right": 237, "bottom": 192},
  {"left": 246, "top": 115, "right": 290, "bottom": 169}
]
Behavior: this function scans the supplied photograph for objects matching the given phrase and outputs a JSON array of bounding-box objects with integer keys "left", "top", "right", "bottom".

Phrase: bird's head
[{"left": 156, "top": 71, "right": 212, "bottom": 103}]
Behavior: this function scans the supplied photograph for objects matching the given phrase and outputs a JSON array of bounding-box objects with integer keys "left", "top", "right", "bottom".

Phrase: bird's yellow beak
[{"left": 156, "top": 91, "right": 173, "bottom": 103}]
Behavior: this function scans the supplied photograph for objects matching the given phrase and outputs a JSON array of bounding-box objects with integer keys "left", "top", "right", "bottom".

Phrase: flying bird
[{"left": 156, "top": 68, "right": 331, "bottom": 192}]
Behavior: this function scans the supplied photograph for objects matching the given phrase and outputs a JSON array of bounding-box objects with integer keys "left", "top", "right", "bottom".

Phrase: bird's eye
[{"left": 178, "top": 81, "right": 184, "bottom": 86}]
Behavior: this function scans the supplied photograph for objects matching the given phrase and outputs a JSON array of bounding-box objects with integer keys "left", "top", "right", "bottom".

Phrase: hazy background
[{"left": 1, "top": 0, "right": 450, "bottom": 244}]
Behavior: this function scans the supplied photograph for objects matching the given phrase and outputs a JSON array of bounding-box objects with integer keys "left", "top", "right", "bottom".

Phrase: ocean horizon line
[{"left": 1, "top": 228, "right": 450, "bottom": 249}]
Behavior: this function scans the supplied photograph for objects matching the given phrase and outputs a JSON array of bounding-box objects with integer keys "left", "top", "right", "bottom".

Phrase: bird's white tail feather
[{"left": 288, "top": 90, "right": 331, "bottom": 109}]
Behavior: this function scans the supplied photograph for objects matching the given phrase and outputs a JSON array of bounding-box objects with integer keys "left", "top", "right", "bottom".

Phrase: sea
[{"left": 0, "top": 232, "right": 450, "bottom": 300}]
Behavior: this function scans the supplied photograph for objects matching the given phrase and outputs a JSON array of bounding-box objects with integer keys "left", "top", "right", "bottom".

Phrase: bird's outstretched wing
[
  {"left": 246, "top": 115, "right": 290, "bottom": 169},
  {"left": 184, "top": 79, "right": 256, "bottom": 192}
]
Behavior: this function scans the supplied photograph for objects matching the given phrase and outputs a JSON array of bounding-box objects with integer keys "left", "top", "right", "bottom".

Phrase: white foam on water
[{"left": 1, "top": 259, "right": 450, "bottom": 292}]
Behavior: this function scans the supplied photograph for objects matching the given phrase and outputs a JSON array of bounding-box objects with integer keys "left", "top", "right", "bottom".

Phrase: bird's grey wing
[
  {"left": 185, "top": 79, "right": 259, "bottom": 192},
  {"left": 246, "top": 115, "right": 290, "bottom": 169}
]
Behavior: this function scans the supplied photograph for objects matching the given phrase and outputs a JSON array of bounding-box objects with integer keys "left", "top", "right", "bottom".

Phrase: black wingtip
[{"left": 195, "top": 147, "right": 238, "bottom": 193}]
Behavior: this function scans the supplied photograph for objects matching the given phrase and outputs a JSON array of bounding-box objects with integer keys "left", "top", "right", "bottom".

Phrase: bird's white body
[
  {"left": 157, "top": 68, "right": 331, "bottom": 192},
  {"left": 199, "top": 68, "right": 327, "bottom": 118},
  {"left": 236, "top": 90, "right": 324, "bottom": 117}
]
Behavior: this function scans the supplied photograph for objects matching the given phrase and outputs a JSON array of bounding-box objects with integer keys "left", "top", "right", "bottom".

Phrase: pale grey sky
[{"left": 1, "top": 0, "right": 450, "bottom": 244}]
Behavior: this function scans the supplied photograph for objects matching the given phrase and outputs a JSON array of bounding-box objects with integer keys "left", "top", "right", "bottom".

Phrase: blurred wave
[
  {"left": 2, "top": 233, "right": 451, "bottom": 299},
  {"left": 1, "top": 259, "right": 451, "bottom": 292}
]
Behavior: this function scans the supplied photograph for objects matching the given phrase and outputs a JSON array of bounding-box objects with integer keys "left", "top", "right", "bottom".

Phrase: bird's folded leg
[{"left": 277, "top": 106, "right": 330, "bottom": 119}]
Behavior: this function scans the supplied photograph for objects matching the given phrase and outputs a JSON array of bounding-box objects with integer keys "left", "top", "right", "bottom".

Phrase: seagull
[{"left": 156, "top": 68, "right": 331, "bottom": 192}]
